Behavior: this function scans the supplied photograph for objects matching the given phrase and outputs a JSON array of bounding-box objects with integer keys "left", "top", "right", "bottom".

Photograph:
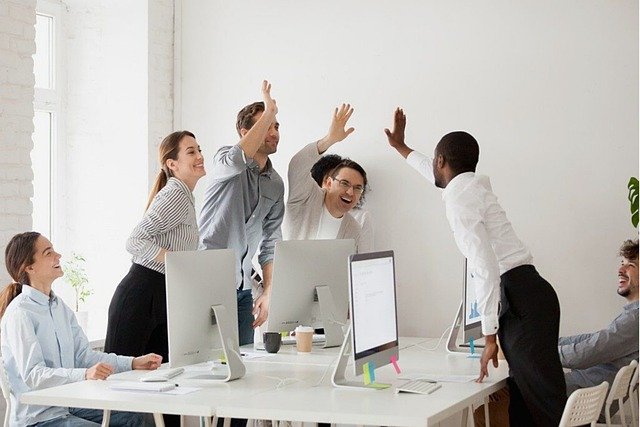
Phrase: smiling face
[
  {"left": 322, "top": 166, "right": 364, "bottom": 218},
  {"left": 617, "top": 257, "right": 639, "bottom": 301},
  {"left": 165, "top": 135, "right": 206, "bottom": 189},
  {"left": 26, "top": 236, "right": 63, "bottom": 287}
]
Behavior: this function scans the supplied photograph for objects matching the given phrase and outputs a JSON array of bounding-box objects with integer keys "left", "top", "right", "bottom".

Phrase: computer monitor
[
  {"left": 165, "top": 249, "right": 245, "bottom": 381},
  {"left": 332, "top": 250, "right": 399, "bottom": 389},
  {"left": 463, "top": 259, "right": 483, "bottom": 343},
  {"left": 266, "top": 239, "right": 356, "bottom": 348},
  {"left": 446, "top": 258, "right": 484, "bottom": 353}
]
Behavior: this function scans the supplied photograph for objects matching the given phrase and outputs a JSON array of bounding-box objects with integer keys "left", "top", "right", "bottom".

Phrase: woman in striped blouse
[{"left": 104, "top": 130, "right": 206, "bottom": 363}]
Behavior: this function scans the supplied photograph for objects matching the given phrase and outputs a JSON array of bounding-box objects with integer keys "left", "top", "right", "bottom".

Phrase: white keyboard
[
  {"left": 140, "top": 367, "right": 184, "bottom": 382},
  {"left": 396, "top": 380, "right": 442, "bottom": 395}
]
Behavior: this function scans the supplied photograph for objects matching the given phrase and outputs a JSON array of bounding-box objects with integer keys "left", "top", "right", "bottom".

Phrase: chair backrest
[
  {"left": 628, "top": 364, "right": 639, "bottom": 427},
  {"left": 607, "top": 359, "right": 638, "bottom": 402},
  {"left": 0, "top": 356, "right": 11, "bottom": 427},
  {"left": 604, "top": 359, "right": 638, "bottom": 426},
  {"left": 559, "top": 381, "right": 609, "bottom": 427}
]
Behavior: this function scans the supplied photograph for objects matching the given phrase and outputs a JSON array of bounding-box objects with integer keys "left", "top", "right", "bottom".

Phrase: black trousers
[
  {"left": 104, "top": 263, "right": 179, "bottom": 427},
  {"left": 498, "top": 265, "right": 567, "bottom": 426}
]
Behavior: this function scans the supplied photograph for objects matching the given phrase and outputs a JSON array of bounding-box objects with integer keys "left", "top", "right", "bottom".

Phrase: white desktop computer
[
  {"left": 165, "top": 249, "right": 246, "bottom": 382},
  {"left": 266, "top": 239, "right": 356, "bottom": 348},
  {"left": 332, "top": 250, "right": 399, "bottom": 389},
  {"left": 447, "top": 258, "right": 484, "bottom": 353}
]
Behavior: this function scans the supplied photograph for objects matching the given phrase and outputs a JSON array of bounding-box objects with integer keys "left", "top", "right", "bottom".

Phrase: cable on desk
[{"left": 411, "top": 326, "right": 452, "bottom": 352}]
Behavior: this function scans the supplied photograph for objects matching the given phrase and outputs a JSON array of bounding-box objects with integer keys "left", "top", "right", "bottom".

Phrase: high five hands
[
  {"left": 384, "top": 107, "right": 413, "bottom": 159},
  {"left": 317, "top": 104, "right": 355, "bottom": 153},
  {"left": 262, "top": 80, "right": 278, "bottom": 118}
]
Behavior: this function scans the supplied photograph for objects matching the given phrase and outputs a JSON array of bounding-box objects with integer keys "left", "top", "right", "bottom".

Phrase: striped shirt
[{"left": 127, "top": 177, "right": 199, "bottom": 274}]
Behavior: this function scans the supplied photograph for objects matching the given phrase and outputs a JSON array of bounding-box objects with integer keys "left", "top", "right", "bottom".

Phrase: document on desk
[
  {"left": 109, "top": 382, "right": 201, "bottom": 395},
  {"left": 399, "top": 374, "right": 477, "bottom": 383}
]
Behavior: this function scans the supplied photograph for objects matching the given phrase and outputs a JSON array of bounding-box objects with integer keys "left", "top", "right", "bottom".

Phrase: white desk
[{"left": 21, "top": 338, "right": 509, "bottom": 426}]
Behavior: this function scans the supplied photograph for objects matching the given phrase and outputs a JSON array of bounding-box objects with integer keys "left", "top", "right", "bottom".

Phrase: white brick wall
[
  {"left": 148, "top": 0, "right": 174, "bottom": 188},
  {"left": 0, "top": 0, "right": 36, "bottom": 286}
]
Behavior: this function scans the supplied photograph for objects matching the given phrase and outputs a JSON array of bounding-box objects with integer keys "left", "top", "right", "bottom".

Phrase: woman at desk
[
  {"left": 0, "top": 232, "right": 162, "bottom": 426},
  {"left": 104, "top": 130, "right": 205, "bottom": 363}
]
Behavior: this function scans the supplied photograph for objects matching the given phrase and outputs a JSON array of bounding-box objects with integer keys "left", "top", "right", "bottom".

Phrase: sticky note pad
[
  {"left": 365, "top": 382, "right": 391, "bottom": 390},
  {"left": 363, "top": 362, "right": 373, "bottom": 385},
  {"left": 390, "top": 355, "right": 401, "bottom": 374}
]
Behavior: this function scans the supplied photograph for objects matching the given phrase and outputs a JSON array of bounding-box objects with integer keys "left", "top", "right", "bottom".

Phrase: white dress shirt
[
  {"left": 407, "top": 150, "right": 533, "bottom": 335},
  {"left": 0, "top": 285, "right": 133, "bottom": 426}
]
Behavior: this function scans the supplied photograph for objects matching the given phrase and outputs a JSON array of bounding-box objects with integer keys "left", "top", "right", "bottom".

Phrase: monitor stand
[
  {"left": 182, "top": 305, "right": 246, "bottom": 383},
  {"left": 331, "top": 325, "right": 373, "bottom": 390},
  {"left": 446, "top": 301, "right": 484, "bottom": 354},
  {"left": 316, "top": 285, "right": 346, "bottom": 348}
]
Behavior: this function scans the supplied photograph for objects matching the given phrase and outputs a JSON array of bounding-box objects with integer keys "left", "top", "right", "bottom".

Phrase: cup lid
[{"left": 295, "top": 326, "right": 314, "bottom": 333}]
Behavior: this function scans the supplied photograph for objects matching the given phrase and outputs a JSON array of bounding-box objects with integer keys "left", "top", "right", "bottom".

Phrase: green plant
[
  {"left": 628, "top": 177, "right": 639, "bottom": 228},
  {"left": 63, "top": 253, "right": 93, "bottom": 312}
]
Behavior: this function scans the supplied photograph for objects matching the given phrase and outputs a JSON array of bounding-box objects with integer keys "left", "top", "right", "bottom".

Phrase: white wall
[
  {"left": 0, "top": 0, "right": 36, "bottom": 286},
  {"left": 178, "top": 0, "right": 639, "bottom": 337},
  {"left": 56, "top": 0, "right": 174, "bottom": 339}
]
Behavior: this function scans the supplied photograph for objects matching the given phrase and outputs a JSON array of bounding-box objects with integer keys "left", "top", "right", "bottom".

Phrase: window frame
[{"left": 33, "top": 0, "right": 64, "bottom": 241}]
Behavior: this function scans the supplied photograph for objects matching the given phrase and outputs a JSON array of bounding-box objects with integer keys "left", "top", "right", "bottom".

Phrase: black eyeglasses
[{"left": 331, "top": 177, "right": 364, "bottom": 195}]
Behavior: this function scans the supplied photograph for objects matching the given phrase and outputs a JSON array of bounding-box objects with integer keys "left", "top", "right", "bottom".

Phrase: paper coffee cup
[{"left": 295, "top": 326, "right": 314, "bottom": 353}]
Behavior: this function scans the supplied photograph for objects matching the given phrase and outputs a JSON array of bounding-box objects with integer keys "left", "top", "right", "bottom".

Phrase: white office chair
[
  {"left": 559, "top": 381, "right": 609, "bottom": 427},
  {"left": 597, "top": 359, "right": 638, "bottom": 427},
  {"left": 0, "top": 356, "right": 11, "bottom": 427},
  {"left": 627, "top": 365, "right": 638, "bottom": 427}
]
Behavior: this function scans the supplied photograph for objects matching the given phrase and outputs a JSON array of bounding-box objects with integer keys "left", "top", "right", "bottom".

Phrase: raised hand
[
  {"left": 317, "top": 103, "right": 355, "bottom": 153},
  {"left": 384, "top": 107, "right": 413, "bottom": 158},
  {"left": 132, "top": 353, "right": 163, "bottom": 371},
  {"left": 262, "top": 80, "right": 278, "bottom": 117},
  {"left": 85, "top": 362, "right": 114, "bottom": 380}
]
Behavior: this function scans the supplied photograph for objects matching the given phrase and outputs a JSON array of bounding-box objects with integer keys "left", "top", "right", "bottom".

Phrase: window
[{"left": 32, "top": 1, "right": 62, "bottom": 238}]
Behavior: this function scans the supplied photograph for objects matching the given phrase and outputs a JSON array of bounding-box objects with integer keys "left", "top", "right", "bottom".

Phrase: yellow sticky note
[
  {"left": 363, "top": 362, "right": 372, "bottom": 385},
  {"left": 366, "top": 382, "right": 391, "bottom": 390}
]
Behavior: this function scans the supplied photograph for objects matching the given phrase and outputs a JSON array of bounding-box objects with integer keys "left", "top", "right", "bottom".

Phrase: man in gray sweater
[
  {"left": 283, "top": 104, "right": 373, "bottom": 253},
  {"left": 558, "top": 239, "right": 639, "bottom": 397}
]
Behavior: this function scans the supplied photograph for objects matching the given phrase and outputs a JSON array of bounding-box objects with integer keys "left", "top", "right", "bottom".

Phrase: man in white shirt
[
  {"left": 283, "top": 104, "right": 373, "bottom": 253},
  {"left": 384, "top": 108, "right": 566, "bottom": 426}
]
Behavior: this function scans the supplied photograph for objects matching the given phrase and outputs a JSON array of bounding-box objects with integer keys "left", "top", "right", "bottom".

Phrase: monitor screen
[
  {"left": 267, "top": 239, "right": 355, "bottom": 335},
  {"left": 349, "top": 250, "right": 398, "bottom": 374},
  {"left": 463, "top": 258, "right": 483, "bottom": 342}
]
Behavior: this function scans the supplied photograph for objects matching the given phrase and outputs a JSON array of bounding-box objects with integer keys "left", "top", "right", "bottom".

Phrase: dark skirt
[{"left": 104, "top": 263, "right": 168, "bottom": 361}]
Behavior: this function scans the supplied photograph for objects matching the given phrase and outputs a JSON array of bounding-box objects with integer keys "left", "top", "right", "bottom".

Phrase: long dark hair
[
  {"left": 146, "top": 131, "right": 196, "bottom": 210},
  {"left": 0, "top": 232, "right": 41, "bottom": 319}
]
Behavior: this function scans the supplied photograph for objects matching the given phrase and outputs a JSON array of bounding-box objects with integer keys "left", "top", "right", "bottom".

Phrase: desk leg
[
  {"left": 101, "top": 410, "right": 111, "bottom": 427},
  {"left": 484, "top": 395, "right": 491, "bottom": 427},
  {"left": 460, "top": 405, "right": 473, "bottom": 427},
  {"left": 152, "top": 412, "right": 165, "bottom": 426}
]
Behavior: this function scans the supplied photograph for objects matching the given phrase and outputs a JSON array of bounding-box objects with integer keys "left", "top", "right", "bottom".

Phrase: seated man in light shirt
[
  {"left": 559, "top": 239, "right": 639, "bottom": 415},
  {"left": 283, "top": 104, "right": 373, "bottom": 253},
  {"left": 384, "top": 107, "right": 566, "bottom": 426}
]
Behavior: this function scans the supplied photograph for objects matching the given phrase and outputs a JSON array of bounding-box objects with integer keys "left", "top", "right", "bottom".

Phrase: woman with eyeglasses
[{"left": 282, "top": 104, "right": 372, "bottom": 253}]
